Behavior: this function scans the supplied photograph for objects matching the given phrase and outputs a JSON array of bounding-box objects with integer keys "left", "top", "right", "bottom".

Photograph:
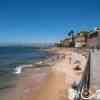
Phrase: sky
[{"left": 0, "top": 0, "right": 100, "bottom": 44}]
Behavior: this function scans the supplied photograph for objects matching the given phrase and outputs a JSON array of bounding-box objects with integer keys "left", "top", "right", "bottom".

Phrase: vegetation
[
  {"left": 80, "top": 31, "right": 90, "bottom": 42},
  {"left": 68, "top": 30, "right": 75, "bottom": 47},
  {"left": 55, "top": 28, "right": 98, "bottom": 48},
  {"left": 55, "top": 43, "right": 63, "bottom": 47}
]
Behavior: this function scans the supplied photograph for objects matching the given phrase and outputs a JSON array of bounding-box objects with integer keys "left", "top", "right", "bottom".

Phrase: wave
[
  {"left": 35, "top": 61, "right": 43, "bottom": 64},
  {"left": 14, "top": 60, "right": 44, "bottom": 74},
  {"left": 14, "top": 64, "right": 33, "bottom": 74}
]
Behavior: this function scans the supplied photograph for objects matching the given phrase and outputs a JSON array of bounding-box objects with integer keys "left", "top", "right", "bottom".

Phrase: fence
[{"left": 75, "top": 52, "right": 90, "bottom": 100}]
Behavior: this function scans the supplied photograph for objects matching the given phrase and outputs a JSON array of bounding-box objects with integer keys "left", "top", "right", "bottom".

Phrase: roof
[{"left": 63, "top": 37, "right": 72, "bottom": 41}]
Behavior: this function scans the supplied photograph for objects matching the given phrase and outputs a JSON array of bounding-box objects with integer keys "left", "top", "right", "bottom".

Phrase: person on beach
[{"left": 69, "top": 56, "right": 72, "bottom": 64}]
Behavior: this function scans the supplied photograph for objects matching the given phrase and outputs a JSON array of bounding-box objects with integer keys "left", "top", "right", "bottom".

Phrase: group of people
[{"left": 49, "top": 53, "right": 66, "bottom": 61}]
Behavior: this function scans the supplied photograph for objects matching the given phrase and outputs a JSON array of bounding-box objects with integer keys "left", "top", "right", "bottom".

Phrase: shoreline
[
  {"left": 0, "top": 48, "right": 58, "bottom": 99},
  {"left": 1, "top": 47, "right": 88, "bottom": 100}
]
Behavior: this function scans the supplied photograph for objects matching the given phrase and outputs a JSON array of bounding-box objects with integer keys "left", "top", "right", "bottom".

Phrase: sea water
[{"left": 0, "top": 46, "right": 48, "bottom": 90}]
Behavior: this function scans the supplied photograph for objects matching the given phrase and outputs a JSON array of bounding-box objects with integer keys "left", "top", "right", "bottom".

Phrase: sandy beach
[{"left": 2, "top": 47, "right": 88, "bottom": 100}]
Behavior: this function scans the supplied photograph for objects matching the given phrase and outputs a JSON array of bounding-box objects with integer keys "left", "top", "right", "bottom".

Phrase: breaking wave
[{"left": 14, "top": 64, "right": 33, "bottom": 74}]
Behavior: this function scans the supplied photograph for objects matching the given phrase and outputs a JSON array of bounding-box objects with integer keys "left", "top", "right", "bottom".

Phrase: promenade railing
[{"left": 75, "top": 52, "right": 90, "bottom": 100}]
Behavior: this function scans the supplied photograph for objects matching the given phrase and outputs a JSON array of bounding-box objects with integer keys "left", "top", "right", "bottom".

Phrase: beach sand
[{"left": 2, "top": 47, "right": 88, "bottom": 100}]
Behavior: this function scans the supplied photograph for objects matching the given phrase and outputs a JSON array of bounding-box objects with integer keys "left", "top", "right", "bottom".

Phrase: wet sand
[{"left": 1, "top": 48, "right": 87, "bottom": 100}]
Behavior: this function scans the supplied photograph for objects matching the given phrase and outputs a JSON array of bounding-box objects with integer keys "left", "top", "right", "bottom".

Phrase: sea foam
[{"left": 14, "top": 64, "right": 33, "bottom": 74}]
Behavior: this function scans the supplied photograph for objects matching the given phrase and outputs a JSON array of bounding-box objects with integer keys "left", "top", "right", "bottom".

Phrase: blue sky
[{"left": 0, "top": 0, "right": 100, "bottom": 44}]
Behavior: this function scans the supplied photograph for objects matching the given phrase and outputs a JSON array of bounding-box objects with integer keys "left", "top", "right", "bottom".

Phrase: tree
[
  {"left": 55, "top": 40, "right": 64, "bottom": 47},
  {"left": 76, "top": 33, "right": 80, "bottom": 36},
  {"left": 68, "top": 30, "right": 75, "bottom": 47}
]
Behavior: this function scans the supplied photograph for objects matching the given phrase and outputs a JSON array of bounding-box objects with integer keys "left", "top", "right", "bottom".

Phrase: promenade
[{"left": 90, "top": 49, "right": 100, "bottom": 91}]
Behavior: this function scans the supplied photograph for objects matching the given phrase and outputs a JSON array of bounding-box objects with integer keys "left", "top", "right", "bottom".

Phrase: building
[
  {"left": 96, "top": 27, "right": 100, "bottom": 48},
  {"left": 87, "top": 27, "right": 100, "bottom": 48},
  {"left": 87, "top": 32, "right": 98, "bottom": 48},
  {"left": 75, "top": 35, "right": 86, "bottom": 48},
  {"left": 63, "top": 38, "right": 72, "bottom": 47},
  {"left": 63, "top": 34, "right": 86, "bottom": 48}
]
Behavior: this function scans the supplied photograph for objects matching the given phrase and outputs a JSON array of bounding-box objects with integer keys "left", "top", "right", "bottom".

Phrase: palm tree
[{"left": 68, "top": 30, "right": 75, "bottom": 47}]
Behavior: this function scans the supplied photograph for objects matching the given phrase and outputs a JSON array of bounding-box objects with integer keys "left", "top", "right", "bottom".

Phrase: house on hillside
[
  {"left": 57, "top": 27, "right": 100, "bottom": 48},
  {"left": 87, "top": 32, "right": 98, "bottom": 48},
  {"left": 87, "top": 27, "right": 100, "bottom": 48},
  {"left": 63, "top": 34, "right": 87, "bottom": 48},
  {"left": 96, "top": 27, "right": 100, "bottom": 48},
  {"left": 63, "top": 38, "right": 72, "bottom": 47},
  {"left": 75, "top": 35, "right": 86, "bottom": 48}
]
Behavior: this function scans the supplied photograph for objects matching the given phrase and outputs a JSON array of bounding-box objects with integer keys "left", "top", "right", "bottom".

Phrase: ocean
[{"left": 0, "top": 46, "right": 49, "bottom": 90}]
